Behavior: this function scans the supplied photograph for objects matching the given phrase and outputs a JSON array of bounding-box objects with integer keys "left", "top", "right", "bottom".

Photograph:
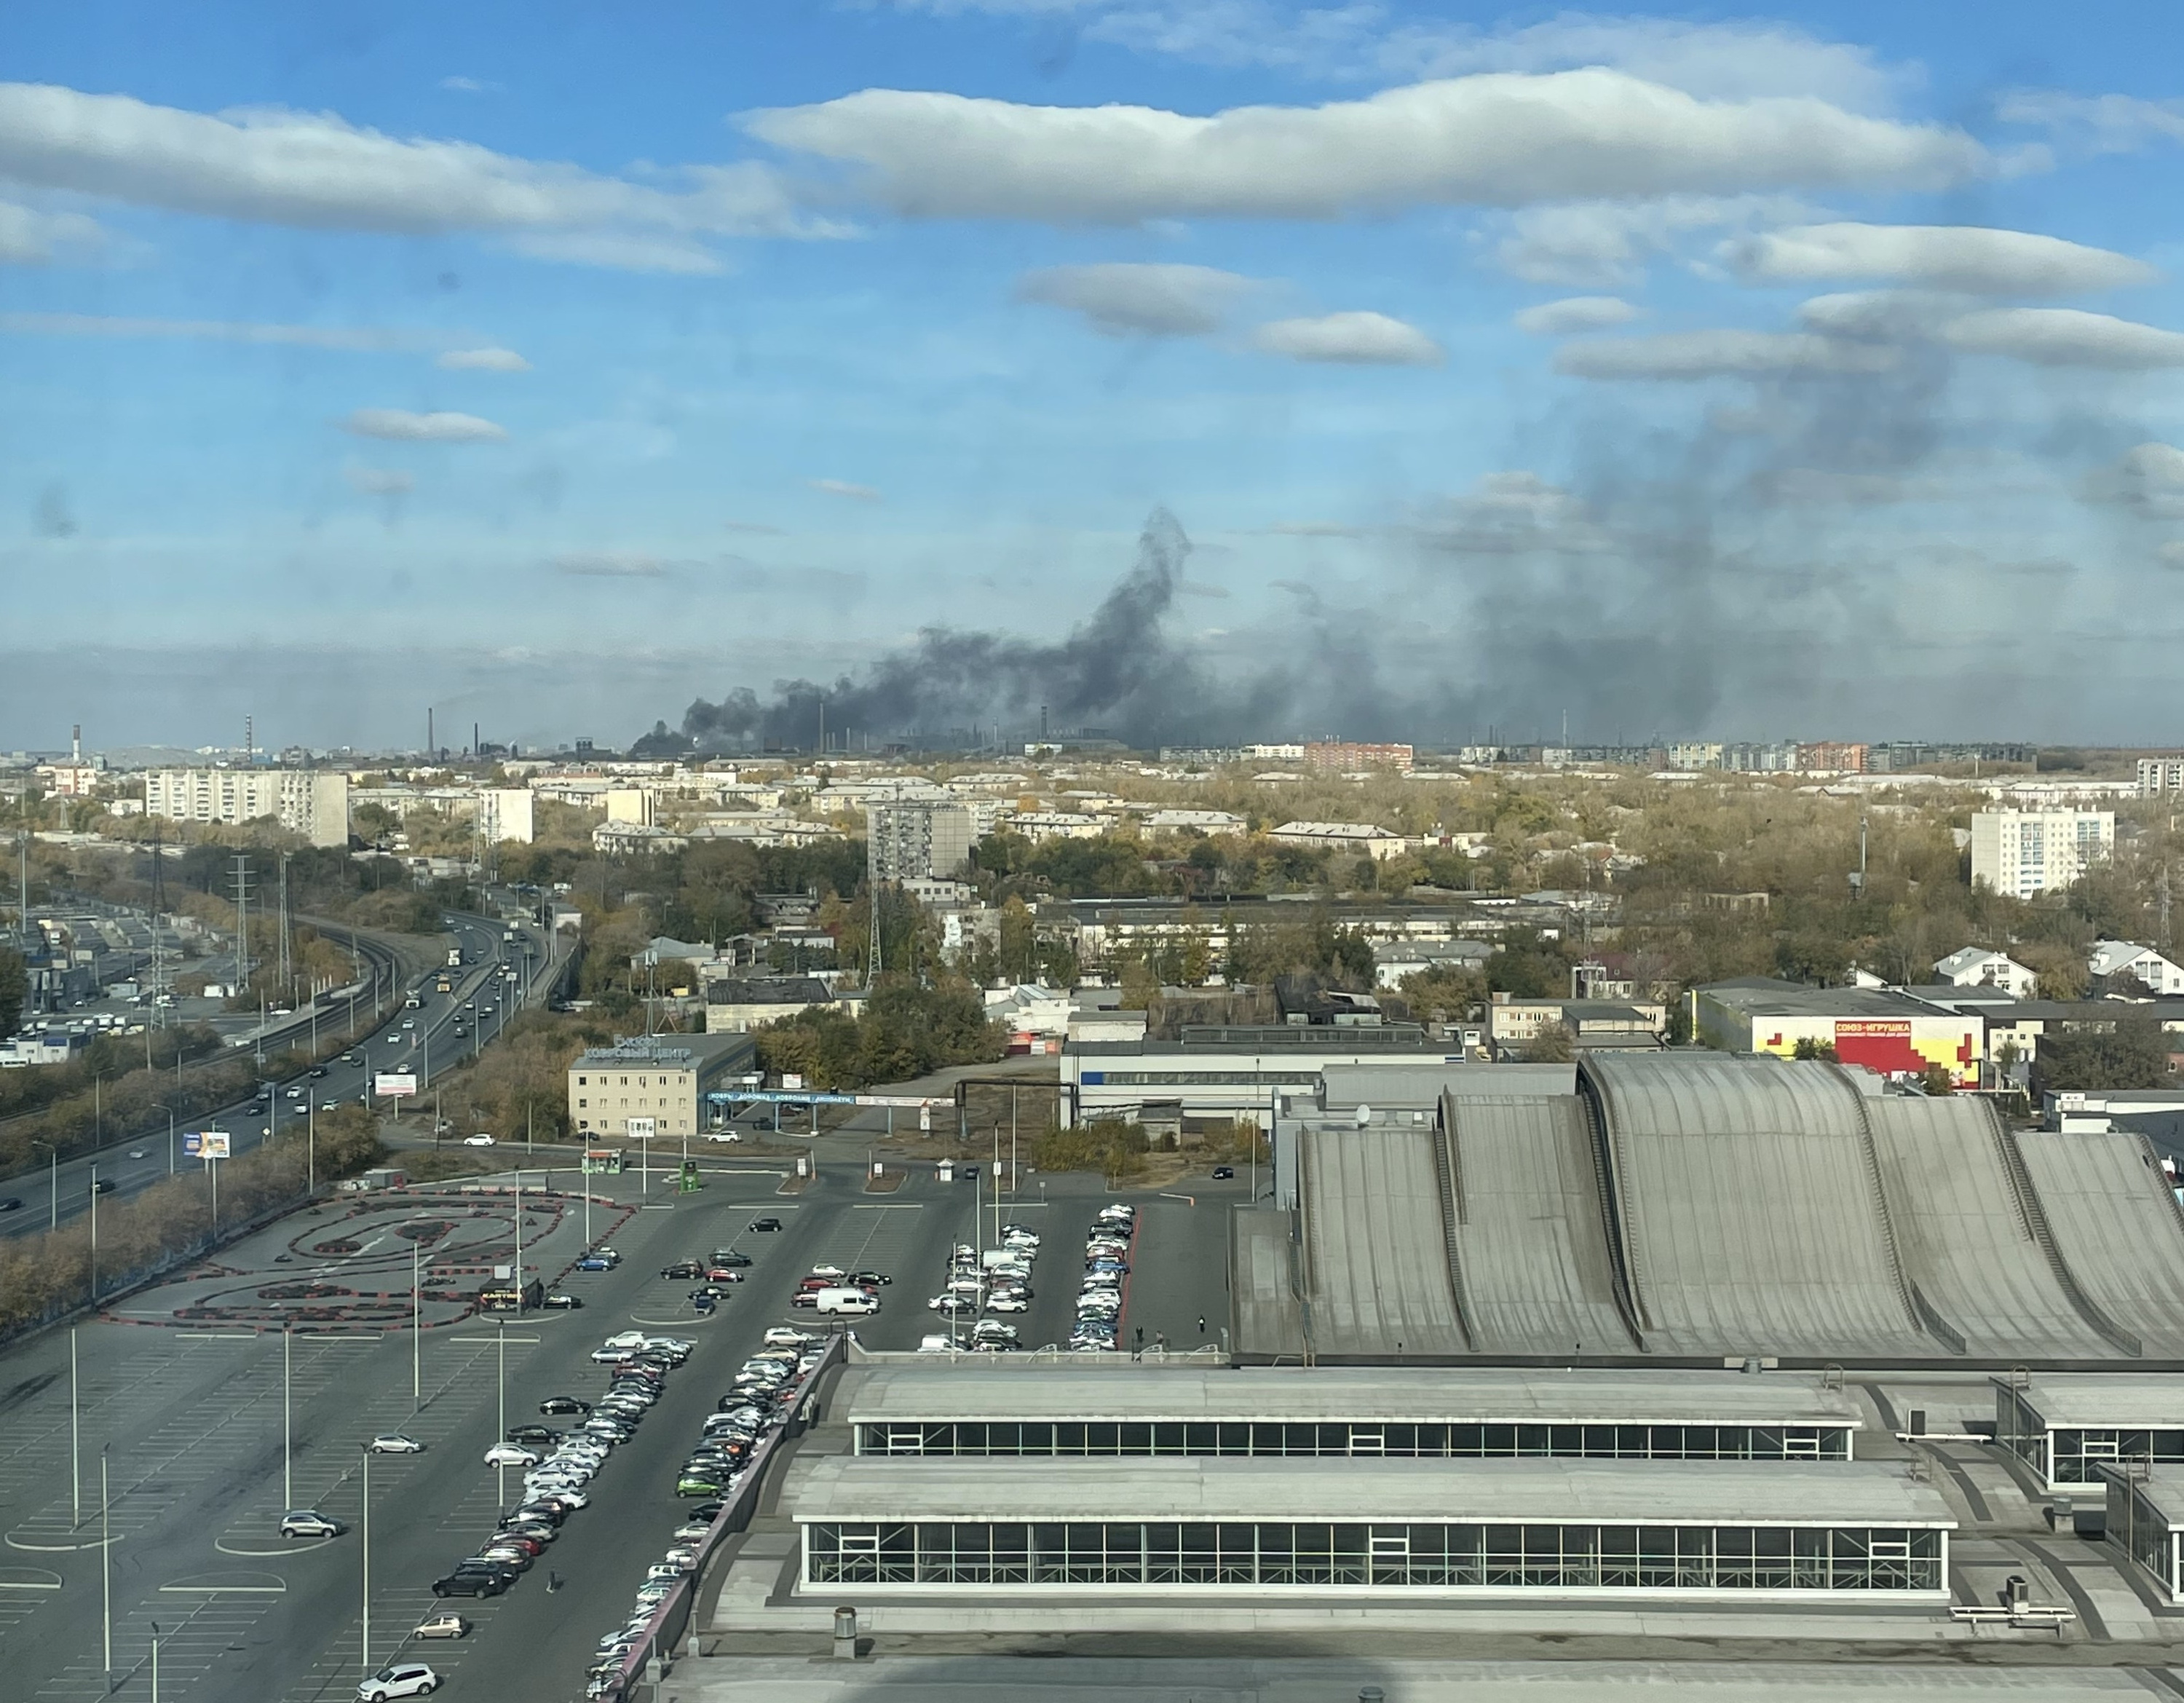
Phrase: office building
[
  {"left": 566, "top": 1032, "right": 755, "bottom": 1142},
  {"left": 143, "top": 768, "right": 350, "bottom": 847},
  {"left": 1969, "top": 808, "right": 2113, "bottom": 899},
  {"left": 868, "top": 802, "right": 975, "bottom": 881}
]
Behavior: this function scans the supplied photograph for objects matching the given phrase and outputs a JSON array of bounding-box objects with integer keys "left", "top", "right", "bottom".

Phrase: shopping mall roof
[
  {"left": 835, "top": 1364, "right": 1864, "bottom": 1429},
  {"left": 780, "top": 1455, "right": 1951, "bottom": 1528},
  {"left": 1995, "top": 1375, "right": 2184, "bottom": 1427}
]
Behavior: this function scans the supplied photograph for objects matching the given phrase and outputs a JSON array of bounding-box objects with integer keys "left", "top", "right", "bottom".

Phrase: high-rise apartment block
[
  {"left": 143, "top": 769, "right": 350, "bottom": 847},
  {"left": 868, "top": 802, "right": 975, "bottom": 881},
  {"left": 2140, "top": 758, "right": 2184, "bottom": 797},
  {"left": 1970, "top": 808, "right": 2113, "bottom": 899}
]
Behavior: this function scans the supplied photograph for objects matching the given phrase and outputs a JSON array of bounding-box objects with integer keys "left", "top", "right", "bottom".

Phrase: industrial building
[
  {"left": 2102, "top": 1462, "right": 2184, "bottom": 1602},
  {"left": 1063, "top": 1021, "right": 1441, "bottom": 1131},
  {"left": 1995, "top": 1375, "right": 2184, "bottom": 1492},
  {"left": 1969, "top": 807, "right": 2114, "bottom": 899},
  {"left": 1239, "top": 1049, "right": 2184, "bottom": 1367},
  {"left": 143, "top": 767, "right": 350, "bottom": 847}
]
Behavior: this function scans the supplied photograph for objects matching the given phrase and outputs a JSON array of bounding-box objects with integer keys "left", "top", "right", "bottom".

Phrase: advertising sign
[
  {"left": 626, "top": 1116, "right": 657, "bottom": 1139},
  {"left": 187, "top": 1131, "right": 231, "bottom": 1159},
  {"left": 375, "top": 1072, "right": 419, "bottom": 1098}
]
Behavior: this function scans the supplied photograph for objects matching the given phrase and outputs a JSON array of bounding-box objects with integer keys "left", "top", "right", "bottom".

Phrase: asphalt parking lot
[{"left": 0, "top": 1153, "right": 1244, "bottom": 1703}]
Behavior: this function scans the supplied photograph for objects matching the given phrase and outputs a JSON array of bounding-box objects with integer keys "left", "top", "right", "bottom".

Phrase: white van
[{"left": 815, "top": 1287, "right": 879, "bottom": 1316}]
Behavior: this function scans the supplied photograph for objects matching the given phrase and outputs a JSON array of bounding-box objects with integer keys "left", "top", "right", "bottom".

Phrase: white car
[
  {"left": 462, "top": 1134, "right": 495, "bottom": 1147},
  {"left": 369, "top": 1433, "right": 424, "bottom": 1454},
  {"left": 702, "top": 1129, "right": 743, "bottom": 1143},
  {"left": 357, "top": 1663, "right": 440, "bottom": 1701},
  {"left": 762, "top": 1327, "right": 817, "bottom": 1348},
  {"left": 986, "top": 1293, "right": 1030, "bottom": 1312},
  {"left": 484, "top": 1443, "right": 540, "bottom": 1468}
]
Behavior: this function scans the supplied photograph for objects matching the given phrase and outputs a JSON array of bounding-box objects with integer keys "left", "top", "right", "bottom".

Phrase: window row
[
  {"left": 804, "top": 1521, "right": 1942, "bottom": 1592},
  {"left": 2049, "top": 1428, "right": 2184, "bottom": 1485},
  {"left": 855, "top": 1421, "right": 1850, "bottom": 1461}
]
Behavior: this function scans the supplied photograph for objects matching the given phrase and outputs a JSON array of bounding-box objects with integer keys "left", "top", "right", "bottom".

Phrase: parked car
[
  {"left": 660, "top": 1260, "right": 705, "bottom": 1279},
  {"left": 540, "top": 1396, "right": 591, "bottom": 1415},
  {"left": 748, "top": 1217, "right": 783, "bottom": 1232},
  {"left": 709, "top": 1249, "right": 752, "bottom": 1268},
  {"left": 280, "top": 1509, "right": 341, "bottom": 1538},
  {"left": 462, "top": 1134, "right": 495, "bottom": 1147},
  {"left": 542, "top": 1292, "right": 584, "bottom": 1310},
  {"left": 412, "top": 1612, "right": 470, "bottom": 1640},
  {"left": 483, "top": 1442, "right": 541, "bottom": 1468},
  {"left": 505, "top": 1424, "right": 562, "bottom": 1445},
  {"left": 431, "top": 1567, "right": 510, "bottom": 1599},
  {"left": 368, "top": 1433, "right": 424, "bottom": 1454},
  {"left": 356, "top": 1661, "right": 440, "bottom": 1700}
]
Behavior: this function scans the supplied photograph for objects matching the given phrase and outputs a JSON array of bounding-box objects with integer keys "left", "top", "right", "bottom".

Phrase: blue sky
[{"left": 4, "top": 1, "right": 2184, "bottom": 751}]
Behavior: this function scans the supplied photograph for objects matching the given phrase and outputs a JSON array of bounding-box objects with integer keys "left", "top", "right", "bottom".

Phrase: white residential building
[
  {"left": 2089, "top": 940, "right": 2184, "bottom": 995},
  {"left": 1931, "top": 946, "right": 2038, "bottom": 997},
  {"left": 2141, "top": 758, "right": 2184, "bottom": 797},
  {"left": 475, "top": 787, "right": 535, "bottom": 845},
  {"left": 869, "top": 802, "right": 976, "bottom": 879},
  {"left": 144, "top": 769, "right": 350, "bottom": 847},
  {"left": 1144, "top": 809, "right": 1246, "bottom": 834},
  {"left": 1969, "top": 808, "right": 2113, "bottom": 899},
  {"left": 1008, "top": 811, "right": 1104, "bottom": 843}
]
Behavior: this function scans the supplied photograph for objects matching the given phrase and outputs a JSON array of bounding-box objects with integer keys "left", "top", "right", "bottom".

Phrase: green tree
[
  {"left": 2031, "top": 1015, "right": 2172, "bottom": 1095},
  {"left": 0, "top": 946, "right": 24, "bottom": 1039}
]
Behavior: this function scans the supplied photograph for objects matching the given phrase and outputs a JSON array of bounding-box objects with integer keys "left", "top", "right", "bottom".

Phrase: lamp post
[
  {"left": 150, "top": 1621, "right": 159, "bottom": 1703},
  {"left": 100, "top": 1445, "right": 111, "bottom": 1684},
  {"left": 87, "top": 1164, "right": 99, "bottom": 1303},
  {"left": 69, "top": 1326, "right": 81, "bottom": 1527},
  {"left": 33, "top": 1139, "right": 55, "bottom": 1230},
  {"left": 358, "top": 1442, "right": 372, "bottom": 1680},
  {"left": 282, "top": 1323, "right": 293, "bottom": 1510},
  {"left": 168, "top": 1107, "right": 176, "bottom": 1177},
  {"left": 495, "top": 1317, "right": 507, "bottom": 1509},
  {"left": 411, "top": 1237, "right": 422, "bottom": 1409}
]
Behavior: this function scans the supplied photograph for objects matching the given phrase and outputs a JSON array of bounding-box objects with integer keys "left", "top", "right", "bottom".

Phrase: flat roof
[
  {"left": 1995, "top": 1375, "right": 2184, "bottom": 1427},
  {"left": 1700, "top": 984, "right": 1939, "bottom": 1020},
  {"left": 2099, "top": 1462, "right": 2184, "bottom": 1522},
  {"left": 836, "top": 1366, "right": 1864, "bottom": 1429},
  {"left": 781, "top": 1456, "right": 1950, "bottom": 1527}
]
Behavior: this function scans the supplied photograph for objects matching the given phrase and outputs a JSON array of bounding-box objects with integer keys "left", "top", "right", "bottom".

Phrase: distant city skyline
[{"left": 5, "top": 2, "right": 2184, "bottom": 746}]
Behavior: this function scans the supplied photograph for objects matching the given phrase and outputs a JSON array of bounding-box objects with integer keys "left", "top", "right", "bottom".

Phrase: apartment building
[
  {"left": 868, "top": 802, "right": 976, "bottom": 880},
  {"left": 143, "top": 769, "right": 350, "bottom": 847},
  {"left": 1970, "top": 809, "right": 2115, "bottom": 899}
]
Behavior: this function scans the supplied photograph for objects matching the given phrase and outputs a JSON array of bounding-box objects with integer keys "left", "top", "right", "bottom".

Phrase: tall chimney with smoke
[{"left": 71, "top": 724, "right": 81, "bottom": 763}]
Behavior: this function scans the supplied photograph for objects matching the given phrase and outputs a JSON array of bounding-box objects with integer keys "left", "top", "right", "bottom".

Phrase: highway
[
  {"left": 0, "top": 1142, "right": 1245, "bottom": 1703},
  {"left": 0, "top": 912, "right": 558, "bottom": 1240}
]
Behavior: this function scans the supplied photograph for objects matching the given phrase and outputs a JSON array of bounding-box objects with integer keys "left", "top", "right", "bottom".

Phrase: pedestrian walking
[{"left": 1197, "top": 1314, "right": 1206, "bottom": 1335}]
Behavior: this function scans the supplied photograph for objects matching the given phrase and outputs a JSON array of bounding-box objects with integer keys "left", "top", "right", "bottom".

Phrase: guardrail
[{"left": 606, "top": 1330, "right": 849, "bottom": 1698}]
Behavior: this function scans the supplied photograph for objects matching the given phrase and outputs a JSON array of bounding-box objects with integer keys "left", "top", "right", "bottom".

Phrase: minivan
[{"left": 814, "top": 1287, "right": 879, "bottom": 1315}]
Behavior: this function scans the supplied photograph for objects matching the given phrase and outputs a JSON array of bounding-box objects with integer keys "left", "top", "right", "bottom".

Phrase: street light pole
[
  {"left": 411, "top": 1238, "right": 422, "bottom": 1409},
  {"left": 151, "top": 1621, "right": 159, "bottom": 1703},
  {"left": 70, "top": 1326, "right": 81, "bottom": 1527},
  {"left": 168, "top": 1108, "right": 176, "bottom": 1177},
  {"left": 359, "top": 1444, "right": 371, "bottom": 1680},
  {"left": 100, "top": 1445, "right": 111, "bottom": 1683},
  {"left": 88, "top": 1164, "right": 98, "bottom": 1302},
  {"left": 496, "top": 1318, "right": 507, "bottom": 1509},
  {"left": 282, "top": 1323, "right": 292, "bottom": 1509}
]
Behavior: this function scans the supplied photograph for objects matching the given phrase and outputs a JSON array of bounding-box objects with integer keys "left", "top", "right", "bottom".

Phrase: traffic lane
[{"left": 1107, "top": 1182, "right": 1241, "bottom": 1354}]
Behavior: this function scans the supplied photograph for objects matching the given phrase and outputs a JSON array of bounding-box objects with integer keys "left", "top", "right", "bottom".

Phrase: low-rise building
[
  {"left": 1931, "top": 946, "right": 2037, "bottom": 997},
  {"left": 1694, "top": 978, "right": 1981, "bottom": 1086},
  {"left": 566, "top": 1032, "right": 755, "bottom": 1143},
  {"left": 2090, "top": 939, "right": 2184, "bottom": 995},
  {"left": 703, "top": 975, "right": 844, "bottom": 1033},
  {"left": 1267, "top": 821, "right": 1407, "bottom": 861}
]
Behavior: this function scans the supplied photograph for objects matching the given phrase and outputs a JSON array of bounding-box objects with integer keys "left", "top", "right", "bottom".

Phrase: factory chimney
[{"left": 71, "top": 724, "right": 81, "bottom": 763}]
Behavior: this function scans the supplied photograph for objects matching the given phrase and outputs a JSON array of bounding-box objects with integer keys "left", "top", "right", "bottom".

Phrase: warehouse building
[
  {"left": 1693, "top": 978, "right": 1982, "bottom": 1086},
  {"left": 2102, "top": 1461, "right": 2184, "bottom": 1603},
  {"left": 1238, "top": 1049, "right": 2184, "bottom": 1367}
]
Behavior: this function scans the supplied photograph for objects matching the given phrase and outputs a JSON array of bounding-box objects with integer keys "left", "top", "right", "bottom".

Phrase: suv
[
  {"left": 280, "top": 1509, "right": 341, "bottom": 1538},
  {"left": 357, "top": 1663, "right": 440, "bottom": 1700},
  {"left": 432, "top": 1564, "right": 513, "bottom": 1598}
]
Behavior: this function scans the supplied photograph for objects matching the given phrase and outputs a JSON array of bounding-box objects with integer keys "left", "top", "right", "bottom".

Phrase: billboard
[
  {"left": 185, "top": 1131, "right": 231, "bottom": 1159},
  {"left": 375, "top": 1072, "right": 419, "bottom": 1098},
  {"left": 625, "top": 1116, "right": 657, "bottom": 1139}
]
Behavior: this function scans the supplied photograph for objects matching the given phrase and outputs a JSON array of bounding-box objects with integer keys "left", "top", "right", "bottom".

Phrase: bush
[{"left": 1032, "top": 1120, "right": 1150, "bottom": 1179}]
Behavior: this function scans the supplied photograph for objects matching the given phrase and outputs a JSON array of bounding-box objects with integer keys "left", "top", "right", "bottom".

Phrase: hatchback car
[
  {"left": 368, "top": 1433, "right": 424, "bottom": 1454},
  {"left": 357, "top": 1661, "right": 440, "bottom": 1700},
  {"left": 660, "top": 1260, "right": 704, "bottom": 1279},
  {"left": 483, "top": 1442, "right": 541, "bottom": 1468},
  {"left": 280, "top": 1509, "right": 341, "bottom": 1538},
  {"left": 412, "top": 1612, "right": 470, "bottom": 1640},
  {"left": 748, "top": 1217, "right": 783, "bottom": 1232},
  {"left": 432, "top": 1568, "right": 510, "bottom": 1599}
]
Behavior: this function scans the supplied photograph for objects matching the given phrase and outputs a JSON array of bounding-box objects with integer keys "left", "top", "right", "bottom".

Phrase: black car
[
  {"left": 1211, "top": 1165, "right": 1235, "bottom": 1180},
  {"left": 510, "top": 1503, "right": 566, "bottom": 1527},
  {"left": 709, "top": 1249, "right": 752, "bottom": 1268},
  {"left": 0, "top": 1198, "right": 21, "bottom": 1212},
  {"left": 432, "top": 1566, "right": 513, "bottom": 1598},
  {"left": 748, "top": 1217, "right": 783, "bottom": 1233},
  {"left": 506, "top": 1424, "right": 562, "bottom": 1445},
  {"left": 539, "top": 1396, "right": 591, "bottom": 1415},
  {"left": 92, "top": 1179, "right": 115, "bottom": 1195},
  {"left": 689, "top": 1500, "right": 727, "bottom": 1522},
  {"left": 306, "top": 1065, "right": 328, "bottom": 1078},
  {"left": 541, "top": 1292, "right": 583, "bottom": 1310},
  {"left": 660, "top": 1260, "right": 705, "bottom": 1280},
  {"left": 849, "top": 1271, "right": 892, "bottom": 1287}
]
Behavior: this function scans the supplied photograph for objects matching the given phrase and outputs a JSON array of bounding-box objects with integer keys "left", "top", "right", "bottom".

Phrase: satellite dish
[{"left": 1354, "top": 1105, "right": 1372, "bottom": 1127}]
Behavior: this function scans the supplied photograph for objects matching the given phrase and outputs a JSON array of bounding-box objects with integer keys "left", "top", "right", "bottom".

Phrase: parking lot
[{"left": 0, "top": 1153, "right": 1245, "bottom": 1702}]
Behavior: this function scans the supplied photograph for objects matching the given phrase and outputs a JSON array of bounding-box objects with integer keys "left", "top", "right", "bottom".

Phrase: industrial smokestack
[
  {"left": 71, "top": 724, "right": 81, "bottom": 763},
  {"left": 1040, "top": 705, "right": 1048, "bottom": 740}
]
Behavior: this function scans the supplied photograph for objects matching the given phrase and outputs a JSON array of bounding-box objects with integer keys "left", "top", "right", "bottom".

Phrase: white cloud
[
  {"left": 1555, "top": 329, "right": 1896, "bottom": 381},
  {"left": 435, "top": 346, "right": 530, "bottom": 371},
  {"left": 1492, "top": 193, "right": 1808, "bottom": 285},
  {"left": 809, "top": 478, "right": 882, "bottom": 502},
  {"left": 340, "top": 408, "right": 507, "bottom": 442},
  {"left": 2084, "top": 443, "right": 2184, "bottom": 515},
  {"left": 499, "top": 229, "right": 732, "bottom": 274},
  {"left": 554, "top": 550, "right": 668, "bottom": 577},
  {"left": 2164, "top": 540, "right": 2184, "bottom": 569},
  {"left": 1249, "top": 310, "right": 1441, "bottom": 366},
  {"left": 1795, "top": 289, "right": 1975, "bottom": 340},
  {"left": 344, "top": 465, "right": 414, "bottom": 495},
  {"left": 0, "top": 199, "right": 105, "bottom": 264},
  {"left": 911, "top": 6, "right": 1913, "bottom": 111},
  {"left": 1260, "top": 518, "right": 1368, "bottom": 537},
  {"left": 0, "top": 310, "right": 443, "bottom": 349},
  {"left": 0, "top": 81, "right": 828, "bottom": 272},
  {"left": 1752, "top": 467, "right": 1943, "bottom": 505},
  {"left": 1944, "top": 307, "right": 2184, "bottom": 368},
  {"left": 745, "top": 70, "right": 1986, "bottom": 224},
  {"left": 1514, "top": 296, "right": 1641, "bottom": 335},
  {"left": 1014, "top": 261, "right": 1254, "bottom": 335},
  {"left": 1725, "top": 221, "right": 2155, "bottom": 294},
  {"left": 439, "top": 76, "right": 502, "bottom": 95},
  {"left": 1997, "top": 90, "right": 2184, "bottom": 154}
]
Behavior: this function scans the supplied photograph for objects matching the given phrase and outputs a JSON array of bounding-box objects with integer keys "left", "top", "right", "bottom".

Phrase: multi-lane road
[
  {"left": 0, "top": 1144, "right": 1241, "bottom": 1703},
  {"left": 2, "top": 911, "right": 556, "bottom": 1239}
]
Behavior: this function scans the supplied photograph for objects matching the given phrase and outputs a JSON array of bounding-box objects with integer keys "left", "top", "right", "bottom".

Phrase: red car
[{"left": 705, "top": 1265, "right": 746, "bottom": 1283}]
